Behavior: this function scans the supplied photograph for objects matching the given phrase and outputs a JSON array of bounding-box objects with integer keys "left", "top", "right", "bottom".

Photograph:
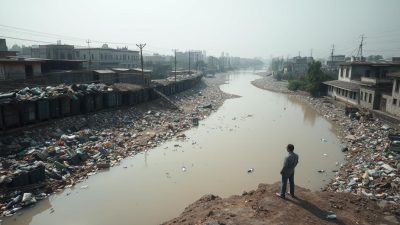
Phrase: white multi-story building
[{"left": 75, "top": 45, "right": 140, "bottom": 69}]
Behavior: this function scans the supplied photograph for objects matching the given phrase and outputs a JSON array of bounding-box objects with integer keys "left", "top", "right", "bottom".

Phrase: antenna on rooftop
[{"left": 356, "top": 34, "right": 365, "bottom": 60}]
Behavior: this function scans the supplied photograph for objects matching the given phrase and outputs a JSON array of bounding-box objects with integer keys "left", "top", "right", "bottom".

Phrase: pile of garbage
[
  {"left": 0, "top": 77, "right": 229, "bottom": 217},
  {"left": 298, "top": 96, "right": 400, "bottom": 205},
  {"left": 0, "top": 83, "right": 113, "bottom": 102}
]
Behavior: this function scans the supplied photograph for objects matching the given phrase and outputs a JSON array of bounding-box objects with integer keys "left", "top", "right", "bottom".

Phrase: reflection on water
[{"left": 4, "top": 72, "right": 344, "bottom": 225}]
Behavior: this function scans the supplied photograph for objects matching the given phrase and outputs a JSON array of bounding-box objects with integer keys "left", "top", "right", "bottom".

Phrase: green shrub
[{"left": 288, "top": 80, "right": 305, "bottom": 91}]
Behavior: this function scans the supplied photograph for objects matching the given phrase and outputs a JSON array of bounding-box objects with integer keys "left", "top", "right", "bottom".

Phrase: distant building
[
  {"left": 75, "top": 45, "right": 140, "bottom": 69},
  {"left": 144, "top": 53, "right": 172, "bottom": 65},
  {"left": 0, "top": 39, "right": 17, "bottom": 59},
  {"left": 31, "top": 44, "right": 75, "bottom": 60},
  {"left": 0, "top": 39, "right": 7, "bottom": 51},
  {"left": 283, "top": 56, "right": 313, "bottom": 76},
  {"left": 326, "top": 55, "right": 345, "bottom": 71},
  {"left": 175, "top": 50, "right": 206, "bottom": 70}
]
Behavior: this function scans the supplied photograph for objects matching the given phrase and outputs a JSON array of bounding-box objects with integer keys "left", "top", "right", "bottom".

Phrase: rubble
[
  {"left": 0, "top": 75, "right": 234, "bottom": 217},
  {"left": 252, "top": 76, "right": 400, "bottom": 208}
]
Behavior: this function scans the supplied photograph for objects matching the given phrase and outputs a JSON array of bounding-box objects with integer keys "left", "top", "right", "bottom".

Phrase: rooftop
[
  {"left": 323, "top": 80, "right": 361, "bottom": 91},
  {"left": 340, "top": 61, "right": 400, "bottom": 67},
  {"left": 76, "top": 48, "right": 139, "bottom": 53}
]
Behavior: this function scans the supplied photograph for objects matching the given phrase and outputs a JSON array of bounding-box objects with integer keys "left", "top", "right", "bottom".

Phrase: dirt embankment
[{"left": 163, "top": 183, "right": 399, "bottom": 225}]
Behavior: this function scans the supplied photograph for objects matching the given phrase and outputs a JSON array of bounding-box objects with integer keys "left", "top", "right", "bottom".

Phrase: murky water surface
[{"left": 4, "top": 72, "right": 344, "bottom": 225}]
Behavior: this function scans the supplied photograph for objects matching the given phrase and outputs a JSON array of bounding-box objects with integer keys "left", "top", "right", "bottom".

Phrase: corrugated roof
[{"left": 323, "top": 80, "right": 361, "bottom": 91}]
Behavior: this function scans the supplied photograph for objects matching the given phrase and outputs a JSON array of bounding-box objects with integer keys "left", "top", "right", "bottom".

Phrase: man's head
[{"left": 287, "top": 144, "right": 294, "bottom": 152}]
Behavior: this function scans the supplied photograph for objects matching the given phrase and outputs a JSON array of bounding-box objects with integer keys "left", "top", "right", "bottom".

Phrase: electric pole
[
  {"left": 136, "top": 43, "right": 146, "bottom": 86},
  {"left": 188, "top": 50, "right": 191, "bottom": 74},
  {"left": 196, "top": 53, "right": 199, "bottom": 72},
  {"left": 86, "top": 39, "right": 91, "bottom": 70},
  {"left": 331, "top": 44, "right": 335, "bottom": 70},
  {"left": 172, "top": 49, "right": 178, "bottom": 82}
]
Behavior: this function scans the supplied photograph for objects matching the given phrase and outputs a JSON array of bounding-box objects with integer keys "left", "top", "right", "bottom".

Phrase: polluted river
[{"left": 4, "top": 71, "right": 345, "bottom": 225}]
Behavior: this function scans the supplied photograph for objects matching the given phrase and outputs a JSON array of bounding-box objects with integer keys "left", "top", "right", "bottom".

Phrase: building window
[
  {"left": 365, "top": 70, "right": 370, "bottom": 77},
  {"left": 83, "top": 54, "right": 86, "bottom": 59},
  {"left": 393, "top": 98, "right": 397, "bottom": 105},
  {"left": 340, "top": 67, "right": 344, "bottom": 77},
  {"left": 361, "top": 92, "right": 364, "bottom": 101},
  {"left": 345, "top": 90, "right": 348, "bottom": 97},
  {"left": 346, "top": 67, "right": 350, "bottom": 78},
  {"left": 100, "top": 54, "right": 103, "bottom": 60},
  {"left": 396, "top": 80, "right": 400, "bottom": 93},
  {"left": 364, "top": 93, "right": 367, "bottom": 101},
  {"left": 369, "top": 93, "right": 372, "bottom": 103}
]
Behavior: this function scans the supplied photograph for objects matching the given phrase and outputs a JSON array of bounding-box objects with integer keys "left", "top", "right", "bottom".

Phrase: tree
[{"left": 9, "top": 44, "right": 22, "bottom": 52}]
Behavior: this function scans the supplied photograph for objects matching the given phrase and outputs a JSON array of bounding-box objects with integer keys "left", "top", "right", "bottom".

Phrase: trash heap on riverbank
[
  {"left": 0, "top": 76, "right": 233, "bottom": 217},
  {"left": 0, "top": 83, "right": 114, "bottom": 102},
  {"left": 252, "top": 76, "right": 400, "bottom": 210}
]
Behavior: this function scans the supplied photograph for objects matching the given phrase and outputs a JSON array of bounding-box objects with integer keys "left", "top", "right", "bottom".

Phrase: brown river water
[{"left": 3, "top": 71, "right": 345, "bottom": 225}]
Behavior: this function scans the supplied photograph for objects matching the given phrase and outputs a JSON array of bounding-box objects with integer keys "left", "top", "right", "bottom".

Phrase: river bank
[
  {"left": 251, "top": 75, "right": 400, "bottom": 208},
  {"left": 163, "top": 182, "right": 399, "bottom": 225},
  {"left": 0, "top": 74, "right": 236, "bottom": 217}
]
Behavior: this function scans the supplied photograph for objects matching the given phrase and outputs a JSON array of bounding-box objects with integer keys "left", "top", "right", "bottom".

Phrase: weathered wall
[
  {"left": 359, "top": 87, "right": 376, "bottom": 109},
  {"left": 327, "top": 86, "right": 358, "bottom": 105}
]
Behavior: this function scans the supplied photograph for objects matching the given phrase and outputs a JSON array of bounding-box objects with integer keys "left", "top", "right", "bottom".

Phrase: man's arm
[{"left": 280, "top": 156, "right": 289, "bottom": 174}]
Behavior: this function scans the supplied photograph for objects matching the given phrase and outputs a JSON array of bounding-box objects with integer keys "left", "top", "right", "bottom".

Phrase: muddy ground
[{"left": 163, "top": 183, "right": 399, "bottom": 225}]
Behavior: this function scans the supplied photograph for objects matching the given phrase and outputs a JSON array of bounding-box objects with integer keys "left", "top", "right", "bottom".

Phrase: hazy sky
[{"left": 1, "top": 0, "right": 399, "bottom": 59}]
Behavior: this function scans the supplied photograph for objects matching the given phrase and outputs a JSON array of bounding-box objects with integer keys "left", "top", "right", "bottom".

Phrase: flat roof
[
  {"left": 0, "top": 58, "right": 45, "bottom": 63},
  {"left": 76, "top": 48, "right": 139, "bottom": 53},
  {"left": 323, "top": 80, "right": 361, "bottom": 91},
  {"left": 340, "top": 61, "right": 400, "bottom": 66}
]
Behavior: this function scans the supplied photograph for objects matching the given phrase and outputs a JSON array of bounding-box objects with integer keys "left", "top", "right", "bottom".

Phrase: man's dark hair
[{"left": 287, "top": 144, "right": 294, "bottom": 152}]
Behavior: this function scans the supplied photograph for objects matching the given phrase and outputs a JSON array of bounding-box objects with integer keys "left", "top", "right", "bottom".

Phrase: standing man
[{"left": 276, "top": 144, "right": 299, "bottom": 199}]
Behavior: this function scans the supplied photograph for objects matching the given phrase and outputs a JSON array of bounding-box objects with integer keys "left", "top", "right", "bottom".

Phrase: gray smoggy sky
[{"left": 0, "top": 0, "right": 399, "bottom": 59}]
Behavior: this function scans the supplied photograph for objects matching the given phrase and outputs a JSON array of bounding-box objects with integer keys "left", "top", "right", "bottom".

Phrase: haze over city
[{"left": 1, "top": 0, "right": 400, "bottom": 58}]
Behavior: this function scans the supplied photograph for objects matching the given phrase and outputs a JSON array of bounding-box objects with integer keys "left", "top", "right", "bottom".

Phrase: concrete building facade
[
  {"left": 75, "top": 46, "right": 140, "bottom": 69},
  {"left": 0, "top": 59, "right": 43, "bottom": 80},
  {"left": 283, "top": 56, "right": 314, "bottom": 76},
  {"left": 31, "top": 44, "right": 75, "bottom": 60},
  {"left": 325, "top": 59, "right": 400, "bottom": 116}
]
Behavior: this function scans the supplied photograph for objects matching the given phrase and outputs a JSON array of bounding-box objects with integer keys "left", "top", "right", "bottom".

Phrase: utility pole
[
  {"left": 172, "top": 49, "right": 178, "bottom": 82},
  {"left": 330, "top": 44, "right": 335, "bottom": 70},
  {"left": 356, "top": 34, "right": 365, "bottom": 60},
  {"left": 86, "top": 39, "right": 91, "bottom": 70},
  {"left": 196, "top": 53, "right": 199, "bottom": 72},
  {"left": 188, "top": 50, "right": 191, "bottom": 74},
  {"left": 136, "top": 43, "right": 146, "bottom": 86}
]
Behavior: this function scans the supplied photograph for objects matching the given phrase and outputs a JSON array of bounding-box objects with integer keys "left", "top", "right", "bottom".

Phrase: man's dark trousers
[{"left": 280, "top": 172, "right": 294, "bottom": 197}]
